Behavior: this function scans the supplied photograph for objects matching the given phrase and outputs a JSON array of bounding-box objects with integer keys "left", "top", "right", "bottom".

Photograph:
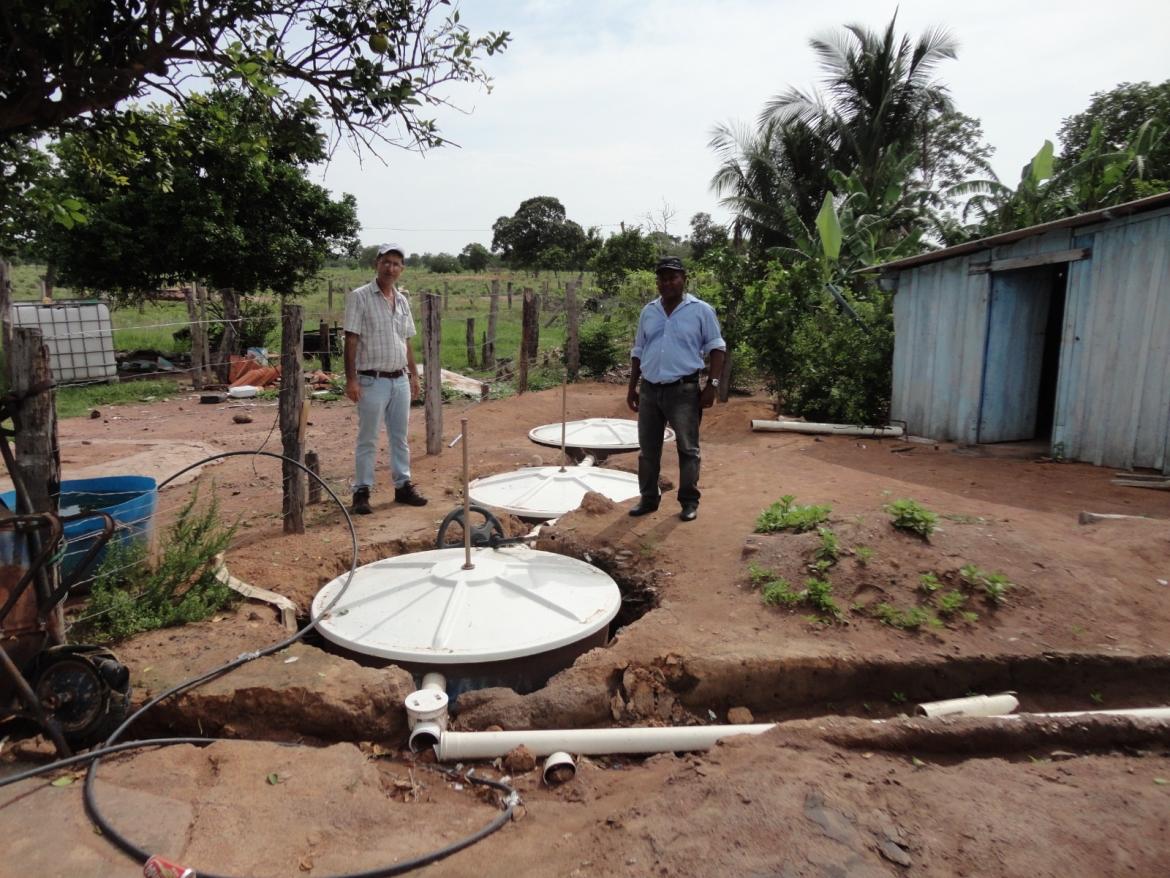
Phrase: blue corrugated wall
[{"left": 890, "top": 207, "right": 1170, "bottom": 472}]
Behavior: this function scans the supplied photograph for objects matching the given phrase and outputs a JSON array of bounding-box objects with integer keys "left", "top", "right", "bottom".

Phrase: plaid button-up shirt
[{"left": 344, "top": 281, "right": 416, "bottom": 372}]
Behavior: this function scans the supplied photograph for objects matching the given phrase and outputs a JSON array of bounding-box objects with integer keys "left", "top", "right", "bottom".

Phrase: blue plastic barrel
[{"left": 1, "top": 475, "right": 158, "bottom": 583}]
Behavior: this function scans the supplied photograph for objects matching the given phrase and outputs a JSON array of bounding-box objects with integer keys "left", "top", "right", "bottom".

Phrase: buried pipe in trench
[{"left": 428, "top": 707, "right": 1170, "bottom": 762}]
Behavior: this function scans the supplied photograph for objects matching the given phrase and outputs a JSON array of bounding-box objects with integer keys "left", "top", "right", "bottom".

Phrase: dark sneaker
[
  {"left": 351, "top": 487, "right": 372, "bottom": 515},
  {"left": 679, "top": 503, "right": 698, "bottom": 522},
  {"left": 394, "top": 481, "right": 428, "bottom": 506},
  {"left": 628, "top": 499, "right": 660, "bottom": 517}
]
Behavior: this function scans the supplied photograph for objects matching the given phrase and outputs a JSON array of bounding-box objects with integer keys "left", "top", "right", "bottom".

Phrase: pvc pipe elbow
[{"left": 409, "top": 721, "right": 443, "bottom": 754}]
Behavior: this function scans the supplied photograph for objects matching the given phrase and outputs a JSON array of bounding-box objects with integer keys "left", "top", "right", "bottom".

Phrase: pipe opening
[{"left": 409, "top": 722, "right": 442, "bottom": 753}]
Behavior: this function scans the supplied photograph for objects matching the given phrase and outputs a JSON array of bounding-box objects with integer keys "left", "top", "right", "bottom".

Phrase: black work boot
[
  {"left": 394, "top": 481, "right": 428, "bottom": 506},
  {"left": 351, "top": 486, "right": 372, "bottom": 515}
]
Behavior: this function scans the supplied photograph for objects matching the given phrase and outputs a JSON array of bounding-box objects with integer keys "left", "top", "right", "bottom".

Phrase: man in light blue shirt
[{"left": 626, "top": 256, "right": 726, "bottom": 522}]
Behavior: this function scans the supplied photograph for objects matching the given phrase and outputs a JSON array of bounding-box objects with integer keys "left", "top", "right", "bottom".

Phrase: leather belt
[
  {"left": 643, "top": 372, "right": 700, "bottom": 388},
  {"left": 359, "top": 369, "right": 405, "bottom": 379}
]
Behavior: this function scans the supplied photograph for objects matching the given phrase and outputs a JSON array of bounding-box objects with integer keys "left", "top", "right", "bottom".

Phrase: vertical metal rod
[
  {"left": 461, "top": 417, "right": 473, "bottom": 569},
  {"left": 559, "top": 379, "right": 568, "bottom": 472}
]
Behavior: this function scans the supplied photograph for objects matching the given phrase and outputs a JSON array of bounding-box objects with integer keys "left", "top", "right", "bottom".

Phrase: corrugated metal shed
[{"left": 883, "top": 194, "right": 1170, "bottom": 472}]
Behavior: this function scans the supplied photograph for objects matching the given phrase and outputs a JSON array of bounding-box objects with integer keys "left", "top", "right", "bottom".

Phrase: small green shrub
[
  {"left": 803, "top": 577, "right": 840, "bottom": 618},
  {"left": 755, "top": 495, "right": 831, "bottom": 533},
  {"left": 874, "top": 602, "right": 940, "bottom": 631},
  {"left": 885, "top": 499, "right": 937, "bottom": 538},
  {"left": 935, "top": 590, "right": 967, "bottom": 617},
  {"left": 762, "top": 577, "right": 802, "bottom": 607},
  {"left": 577, "top": 319, "right": 621, "bottom": 376},
  {"left": 813, "top": 528, "right": 840, "bottom": 565},
  {"left": 959, "top": 564, "right": 1013, "bottom": 605},
  {"left": 918, "top": 572, "right": 942, "bottom": 594},
  {"left": 853, "top": 545, "right": 873, "bottom": 565},
  {"left": 75, "top": 488, "right": 239, "bottom": 642}
]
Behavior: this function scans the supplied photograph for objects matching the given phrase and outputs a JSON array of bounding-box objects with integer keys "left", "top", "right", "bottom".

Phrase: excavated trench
[{"left": 299, "top": 528, "right": 1170, "bottom": 735}]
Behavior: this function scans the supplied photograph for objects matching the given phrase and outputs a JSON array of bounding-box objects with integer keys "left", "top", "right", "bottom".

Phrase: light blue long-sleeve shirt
[{"left": 630, "top": 293, "right": 726, "bottom": 383}]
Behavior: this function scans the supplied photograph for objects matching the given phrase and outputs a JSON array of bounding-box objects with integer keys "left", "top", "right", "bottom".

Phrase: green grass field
[{"left": 5, "top": 263, "right": 646, "bottom": 417}]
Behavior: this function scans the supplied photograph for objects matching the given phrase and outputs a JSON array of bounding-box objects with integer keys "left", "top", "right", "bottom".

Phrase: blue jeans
[
  {"left": 637, "top": 379, "right": 702, "bottom": 507},
  {"left": 354, "top": 374, "right": 412, "bottom": 491}
]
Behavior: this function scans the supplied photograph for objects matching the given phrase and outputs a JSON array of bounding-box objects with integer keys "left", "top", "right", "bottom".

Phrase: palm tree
[
  {"left": 710, "top": 14, "right": 980, "bottom": 258},
  {"left": 761, "top": 17, "right": 958, "bottom": 195}
]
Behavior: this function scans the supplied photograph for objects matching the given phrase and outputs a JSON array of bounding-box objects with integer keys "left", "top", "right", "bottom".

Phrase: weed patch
[
  {"left": 885, "top": 499, "right": 937, "bottom": 538},
  {"left": 73, "top": 488, "right": 238, "bottom": 642},
  {"left": 959, "top": 563, "right": 1014, "bottom": 605},
  {"left": 755, "top": 495, "right": 831, "bottom": 534},
  {"left": 874, "top": 602, "right": 941, "bottom": 631}
]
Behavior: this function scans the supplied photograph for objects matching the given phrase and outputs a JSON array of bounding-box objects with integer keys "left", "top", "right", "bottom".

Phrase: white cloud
[{"left": 317, "top": 0, "right": 1170, "bottom": 255}]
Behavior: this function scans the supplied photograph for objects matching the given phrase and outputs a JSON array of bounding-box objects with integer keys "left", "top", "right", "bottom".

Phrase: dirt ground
[{"left": 3, "top": 382, "right": 1169, "bottom": 877}]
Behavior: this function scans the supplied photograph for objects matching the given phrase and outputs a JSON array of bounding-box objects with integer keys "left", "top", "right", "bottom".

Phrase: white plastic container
[
  {"left": 228, "top": 385, "right": 259, "bottom": 399},
  {"left": 12, "top": 301, "right": 117, "bottom": 384}
]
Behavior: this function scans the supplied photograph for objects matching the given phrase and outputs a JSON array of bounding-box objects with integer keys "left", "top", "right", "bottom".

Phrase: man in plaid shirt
[{"left": 343, "top": 244, "right": 428, "bottom": 514}]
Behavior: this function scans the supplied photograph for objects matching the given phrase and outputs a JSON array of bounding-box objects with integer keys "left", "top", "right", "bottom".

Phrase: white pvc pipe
[
  {"left": 1012, "top": 707, "right": 1170, "bottom": 721},
  {"left": 916, "top": 693, "right": 1019, "bottom": 718},
  {"left": 751, "top": 419, "right": 904, "bottom": 438},
  {"left": 421, "top": 672, "right": 446, "bottom": 694},
  {"left": 436, "top": 724, "right": 775, "bottom": 761}
]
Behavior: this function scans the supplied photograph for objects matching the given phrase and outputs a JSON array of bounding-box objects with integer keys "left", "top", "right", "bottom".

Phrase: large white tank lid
[
  {"left": 468, "top": 465, "right": 640, "bottom": 519},
  {"left": 528, "top": 417, "right": 674, "bottom": 451},
  {"left": 311, "top": 546, "right": 621, "bottom": 664}
]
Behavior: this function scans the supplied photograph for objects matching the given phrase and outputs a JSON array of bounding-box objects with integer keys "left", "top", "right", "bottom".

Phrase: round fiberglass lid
[
  {"left": 311, "top": 546, "right": 621, "bottom": 664},
  {"left": 528, "top": 418, "right": 674, "bottom": 451},
  {"left": 468, "top": 465, "right": 640, "bottom": 519}
]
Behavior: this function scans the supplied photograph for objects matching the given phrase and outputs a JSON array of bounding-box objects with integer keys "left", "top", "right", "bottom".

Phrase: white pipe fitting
[
  {"left": 405, "top": 672, "right": 449, "bottom": 752},
  {"left": 409, "top": 721, "right": 444, "bottom": 753},
  {"left": 436, "top": 723, "right": 775, "bottom": 761},
  {"left": 542, "top": 751, "right": 576, "bottom": 786},
  {"left": 916, "top": 693, "right": 1019, "bottom": 718}
]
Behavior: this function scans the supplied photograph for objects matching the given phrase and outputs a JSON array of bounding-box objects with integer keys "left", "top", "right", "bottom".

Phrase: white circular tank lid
[
  {"left": 469, "top": 465, "right": 640, "bottom": 519},
  {"left": 311, "top": 546, "right": 621, "bottom": 664},
  {"left": 528, "top": 417, "right": 674, "bottom": 451}
]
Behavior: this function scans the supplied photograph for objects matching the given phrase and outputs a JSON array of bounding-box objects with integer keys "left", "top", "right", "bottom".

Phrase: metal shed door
[{"left": 977, "top": 267, "right": 1053, "bottom": 442}]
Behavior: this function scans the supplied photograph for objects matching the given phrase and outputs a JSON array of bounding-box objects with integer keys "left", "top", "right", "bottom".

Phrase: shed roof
[{"left": 876, "top": 190, "right": 1170, "bottom": 273}]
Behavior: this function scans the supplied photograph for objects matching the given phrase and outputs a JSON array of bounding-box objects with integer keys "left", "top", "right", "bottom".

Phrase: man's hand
[
  {"left": 626, "top": 385, "right": 639, "bottom": 413},
  {"left": 409, "top": 373, "right": 421, "bottom": 402},
  {"left": 345, "top": 377, "right": 361, "bottom": 403},
  {"left": 701, "top": 383, "right": 717, "bottom": 409}
]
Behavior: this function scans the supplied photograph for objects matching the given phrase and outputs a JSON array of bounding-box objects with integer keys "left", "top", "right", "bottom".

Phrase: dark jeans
[{"left": 637, "top": 378, "right": 702, "bottom": 507}]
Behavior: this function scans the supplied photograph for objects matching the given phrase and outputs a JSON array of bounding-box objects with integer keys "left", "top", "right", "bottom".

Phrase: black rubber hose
[{"left": 37, "top": 448, "right": 516, "bottom": 878}]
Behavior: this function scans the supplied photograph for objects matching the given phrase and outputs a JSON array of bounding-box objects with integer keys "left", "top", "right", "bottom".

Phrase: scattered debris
[
  {"left": 1078, "top": 511, "right": 1150, "bottom": 525},
  {"left": 1111, "top": 472, "right": 1170, "bottom": 490},
  {"left": 233, "top": 413, "right": 254, "bottom": 424}
]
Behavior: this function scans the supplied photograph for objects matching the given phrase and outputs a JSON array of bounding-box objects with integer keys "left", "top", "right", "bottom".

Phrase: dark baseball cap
[{"left": 655, "top": 256, "right": 686, "bottom": 273}]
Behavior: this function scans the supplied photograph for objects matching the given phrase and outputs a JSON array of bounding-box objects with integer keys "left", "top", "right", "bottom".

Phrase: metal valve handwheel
[{"left": 435, "top": 504, "right": 505, "bottom": 549}]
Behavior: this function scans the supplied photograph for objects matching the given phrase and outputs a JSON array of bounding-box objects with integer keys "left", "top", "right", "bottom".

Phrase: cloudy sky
[{"left": 315, "top": 0, "right": 1169, "bottom": 256}]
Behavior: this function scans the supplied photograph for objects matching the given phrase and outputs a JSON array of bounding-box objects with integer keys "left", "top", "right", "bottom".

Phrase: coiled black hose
[{"left": 1, "top": 449, "right": 516, "bottom": 877}]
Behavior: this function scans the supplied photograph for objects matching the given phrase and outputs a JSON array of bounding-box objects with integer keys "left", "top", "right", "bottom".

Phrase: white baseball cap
[{"left": 376, "top": 243, "right": 405, "bottom": 258}]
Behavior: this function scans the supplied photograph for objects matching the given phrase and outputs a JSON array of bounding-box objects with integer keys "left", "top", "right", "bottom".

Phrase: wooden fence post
[
  {"left": 542, "top": 279, "right": 550, "bottom": 310},
  {"left": 217, "top": 288, "right": 240, "bottom": 383},
  {"left": 10, "top": 326, "right": 65, "bottom": 641},
  {"left": 565, "top": 280, "right": 580, "bottom": 379},
  {"left": 518, "top": 289, "right": 535, "bottom": 394},
  {"left": 465, "top": 317, "right": 477, "bottom": 368},
  {"left": 0, "top": 258, "right": 12, "bottom": 355},
  {"left": 506, "top": 281, "right": 513, "bottom": 310},
  {"left": 525, "top": 289, "right": 540, "bottom": 358},
  {"left": 318, "top": 320, "right": 331, "bottom": 372},
  {"left": 185, "top": 286, "right": 204, "bottom": 390},
  {"left": 198, "top": 283, "right": 211, "bottom": 385},
  {"left": 306, "top": 450, "right": 321, "bottom": 504},
  {"left": 484, "top": 282, "right": 499, "bottom": 369},
  {"left": 422, "top": 292, "right": 443, "bottom": 454},
  {"left": 280, "top": 303, "right": 306, "bottom": 534}
]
